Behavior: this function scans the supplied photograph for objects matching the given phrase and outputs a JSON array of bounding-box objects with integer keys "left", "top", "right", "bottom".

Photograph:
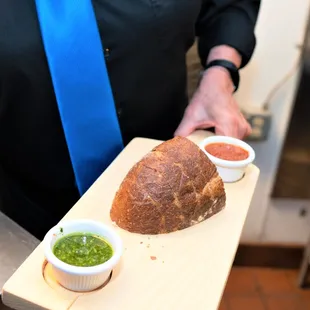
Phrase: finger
[
  {"left": 174, "top": 115, "right": 197, "bottom": 137},
  {"left": 175, "top": 115, "right": 215, "bottom": 137},
  {"left": 214, "top": 126, "right": 226, "bottom": 136},
  {"left": 215, "top": 124, "right": 238, "bottom": 138},
  {"left": 245, "top": 121, "right": 252, "bottom": 137},
  {"left": 238, "top": 119, "right": 252, "bottom": 140}
]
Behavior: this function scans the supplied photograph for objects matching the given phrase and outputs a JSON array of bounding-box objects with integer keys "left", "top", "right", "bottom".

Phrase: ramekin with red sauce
[{"left": 199, "top": 136, "right": 255, "bottom": 183}]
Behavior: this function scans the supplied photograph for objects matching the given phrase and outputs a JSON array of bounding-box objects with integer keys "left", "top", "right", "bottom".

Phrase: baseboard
[{"left": 233, "top": 243, "right": 305, "bottom": 269}]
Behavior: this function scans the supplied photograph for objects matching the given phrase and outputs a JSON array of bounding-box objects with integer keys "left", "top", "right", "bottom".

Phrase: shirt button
[
  {"left": 117, "top": 108, "right": 122, "bottom": 116},
  {"left": 104, "top": 48, "right": 110, "bottom": 58}
]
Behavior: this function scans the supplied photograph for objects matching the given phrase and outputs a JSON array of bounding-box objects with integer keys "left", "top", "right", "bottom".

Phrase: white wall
[
  {"left": 262, "top": 199, "right": 310, "bottom": 244},
  {"left": 235, "top": 0, "right": 310, "bottom": 243}
]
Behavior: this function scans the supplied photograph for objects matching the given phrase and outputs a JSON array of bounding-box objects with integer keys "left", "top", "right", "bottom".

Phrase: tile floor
[{"left": 220, "top": 267, "right": 310, "bottom": 310}]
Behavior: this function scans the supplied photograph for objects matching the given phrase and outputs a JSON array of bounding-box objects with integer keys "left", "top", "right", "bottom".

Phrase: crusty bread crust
[{"left": 110, "top": 136, "right": 226, "bottom": 234}]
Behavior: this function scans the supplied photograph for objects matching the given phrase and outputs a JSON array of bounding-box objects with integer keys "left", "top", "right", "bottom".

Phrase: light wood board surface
[{"left": 2, "top": 132, "right": 260, "bottom": 310}]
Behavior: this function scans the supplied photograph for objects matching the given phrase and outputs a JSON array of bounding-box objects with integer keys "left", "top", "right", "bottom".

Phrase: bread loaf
[{"left": 110, "top": 136, "right": 226, "bottom": 234}]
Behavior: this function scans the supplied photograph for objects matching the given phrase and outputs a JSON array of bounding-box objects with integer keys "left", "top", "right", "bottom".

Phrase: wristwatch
[{"left": 205, "top": 59, "right": 240, "bottom": 92}]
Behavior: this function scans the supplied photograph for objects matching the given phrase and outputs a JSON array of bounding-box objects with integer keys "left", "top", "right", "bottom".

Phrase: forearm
[
  {"left": 194, "top": 44, "right": 240, "bottom": 94},
  {"left": 196, "top": 0, "right": 261, "bottom": 68},
  {"left": 203, "top": 45, "right": 242, "bottom": 92},
  {"left": 207, "top": 45, "right": 242, "bottom": 69}
]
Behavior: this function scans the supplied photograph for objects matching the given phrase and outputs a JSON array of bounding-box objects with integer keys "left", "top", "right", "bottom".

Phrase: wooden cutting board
[{"left": 2, "top": 132, "right": 260, "bottom": 310}]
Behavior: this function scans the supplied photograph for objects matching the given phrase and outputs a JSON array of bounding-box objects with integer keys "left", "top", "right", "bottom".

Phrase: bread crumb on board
[{"left": 150, "top": 256, "right": 157, "bottom": 260}]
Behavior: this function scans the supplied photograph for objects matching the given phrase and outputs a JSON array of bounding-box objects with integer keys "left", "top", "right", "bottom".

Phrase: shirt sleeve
[{"left": 195, "top": 0, "right": 261, "bottom": 68}]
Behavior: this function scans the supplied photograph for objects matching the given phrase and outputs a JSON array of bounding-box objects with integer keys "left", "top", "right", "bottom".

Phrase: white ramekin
[
  {"left": 199, "top": 135, "right": 256, "bottom": 183},
  {"left": 43, "top": 219, "right": 123, "bottom": 292}
]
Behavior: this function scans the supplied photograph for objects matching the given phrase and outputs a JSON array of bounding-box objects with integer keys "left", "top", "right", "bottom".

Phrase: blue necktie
[{"left": 35, "top": 1, "right": 124, "bottom": 195}]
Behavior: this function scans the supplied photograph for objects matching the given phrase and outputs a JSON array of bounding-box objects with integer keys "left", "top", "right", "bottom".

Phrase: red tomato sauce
[{"left": 205, "top": 143, "right": 249, "bottom": 161}]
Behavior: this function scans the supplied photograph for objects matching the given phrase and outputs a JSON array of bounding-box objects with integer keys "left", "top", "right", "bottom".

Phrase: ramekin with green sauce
[{"left": 43, "top": 219, "right": 123, "bottom": 292}]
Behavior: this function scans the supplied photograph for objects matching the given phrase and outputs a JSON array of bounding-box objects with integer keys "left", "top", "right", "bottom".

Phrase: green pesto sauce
[{"left": 53, "top": 233, "right": 113, "bottom": 267}]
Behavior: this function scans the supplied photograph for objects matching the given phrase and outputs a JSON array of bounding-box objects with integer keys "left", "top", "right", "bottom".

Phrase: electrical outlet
[{"left": 241, "top": 105, "right": 272, "bottom": 141}]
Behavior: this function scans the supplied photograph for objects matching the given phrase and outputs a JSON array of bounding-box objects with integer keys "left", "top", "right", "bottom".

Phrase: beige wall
[{"left": 186, "top": 0, "right": 310, "bottom": 244}]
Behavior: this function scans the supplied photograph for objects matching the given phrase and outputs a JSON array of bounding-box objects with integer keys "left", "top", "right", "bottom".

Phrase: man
[{"left": 0, "top": 0, "right": 261, "bottom": 239}]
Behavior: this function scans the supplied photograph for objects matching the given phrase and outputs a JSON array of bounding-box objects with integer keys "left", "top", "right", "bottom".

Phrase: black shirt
[{"left": 0, "top": 0, "right": 260, "bottom": 238}]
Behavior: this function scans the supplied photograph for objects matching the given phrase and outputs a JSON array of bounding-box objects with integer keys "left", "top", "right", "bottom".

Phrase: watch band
[{"left": 205, "top": 59, "right": 240, "bottom": 92}]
